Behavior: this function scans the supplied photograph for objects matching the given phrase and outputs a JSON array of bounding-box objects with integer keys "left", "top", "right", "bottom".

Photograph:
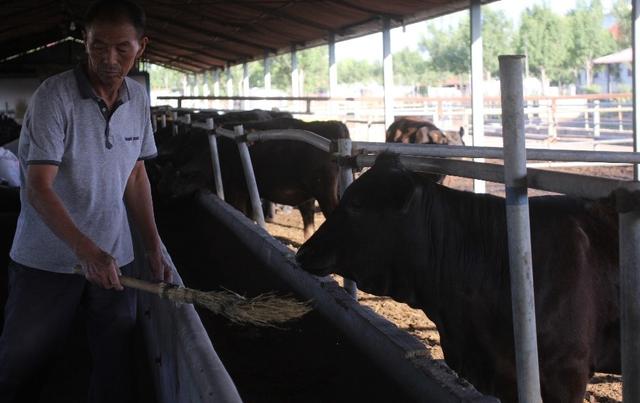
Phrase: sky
[{"left": 335, "top": 0, "right": 620, "bottom": 61}]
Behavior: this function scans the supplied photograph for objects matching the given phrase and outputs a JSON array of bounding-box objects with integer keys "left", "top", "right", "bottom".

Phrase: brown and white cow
[
  {"left": 296, "top": 153, "right": 620, "bottom": 403},
  {"left": 386, "top": 117, "right": 464, "bottom": 183}
]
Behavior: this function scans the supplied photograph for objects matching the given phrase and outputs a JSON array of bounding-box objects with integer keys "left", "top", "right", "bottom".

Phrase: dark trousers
[{"left": 0, "top": 260, "right": 137, "bottom": 403}]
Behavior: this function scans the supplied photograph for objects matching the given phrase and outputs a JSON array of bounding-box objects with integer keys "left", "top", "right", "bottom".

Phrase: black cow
[
  {"left": 151, "top": 117, "right": 349, "bottom": 239},
  {"left": 296, "top": 153, "right": 620, "bottom": 403}
]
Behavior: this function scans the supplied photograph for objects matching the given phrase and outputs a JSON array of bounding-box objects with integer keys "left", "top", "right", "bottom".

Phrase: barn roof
[{"left": 0, "top": 0, "right": 498, "bottom": 73}]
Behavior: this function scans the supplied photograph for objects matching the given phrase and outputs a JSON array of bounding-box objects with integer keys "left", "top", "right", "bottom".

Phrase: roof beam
[
  {"left": 148, "top": 35, "right": 230, "bottom": 65},
  {"left": 145, "top": 48, "right": 209, "bottom": 71},
  {"left": 145, "top": 26, "right": 243, "bottom": 61},
  {"left": 146, "top": 12, "right": 276, "bottom": 54},
  {"left": 234, "top": 2, "right": 335, "bottom": 33},
  {"left": 147, "top": 45, "right": 225, "bottom": 69},
  {"left": 147, "top": 3, "right": 292, "bottom": 47},
  {"left": 327, "top": 0, "right": 403, "bottom": 21}
]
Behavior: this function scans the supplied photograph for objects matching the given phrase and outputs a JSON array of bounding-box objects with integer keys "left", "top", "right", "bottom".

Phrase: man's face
[{"left": 84, "top": 19, "right": 147, "bottom": 87}]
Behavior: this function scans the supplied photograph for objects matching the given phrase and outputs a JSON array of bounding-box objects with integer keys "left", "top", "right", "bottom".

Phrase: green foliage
[
  {"left": 517, "top": 5, "right": 571, "bottom": 84},
  {"left": 565, "top": 0, "right": 616, "bottom": 85},
  {"left": 299, "top": 47, "right": 329, "bottom": 95},
  {"left": 337, "top": 58, "right": 381, "bottom": 84},
  {"left": 612, "top": 0, "right": 631, "bottom": 48},
  {"left": 419, "top": 8, "right": 515, "bottom": 79}
]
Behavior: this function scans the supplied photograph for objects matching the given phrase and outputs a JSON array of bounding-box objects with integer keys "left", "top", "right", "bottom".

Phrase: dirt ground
[{"left": 264, "top": 164, "right": 632, "bottom": 403}]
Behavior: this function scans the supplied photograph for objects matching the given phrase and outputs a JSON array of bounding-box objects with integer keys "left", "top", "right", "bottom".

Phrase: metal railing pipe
[
  {"left": 246, "top": 130, "right": 331, "bottom": 153},
  {"left": 160, "top": 114, "right": 167, "bottom": 129},
  {"left": 354, "top": 155, "right": 635, "bottom": 201},
  {"left": 171, "top": 111, "right": 179, "bottom": 136},
  {"left": 499, "top": 55, "right": 542, "bottom": 403},
  {"left": 336, "top": 138, "right": 357, "bottom": 299},
  {"left": 351, "top": 141, "right": 640, "bottom": 164},
  {"left": 234, "top": 125, "right": 266, "bottom": 228},
  {"left": 151, "top": 113, "right": 157, "bottom": 133},
  {"left": 206, "top": 118, "right": 225, "bottom": 201}
]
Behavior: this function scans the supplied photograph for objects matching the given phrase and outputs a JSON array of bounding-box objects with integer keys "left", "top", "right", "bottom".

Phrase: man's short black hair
[{"left": 84, "top": 0, "right": 146, "bottom": 37}]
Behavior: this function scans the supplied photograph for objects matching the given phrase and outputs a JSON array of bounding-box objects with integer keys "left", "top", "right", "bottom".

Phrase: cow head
[{"left": 296, "top": 153, "right": 426, "bottom": 304}]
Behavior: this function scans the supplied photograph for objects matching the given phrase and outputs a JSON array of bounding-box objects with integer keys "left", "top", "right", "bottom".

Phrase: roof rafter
[
  {"left": 147, "top": 12, "right": 276, "bottom": 54},
  {"left": 233, "top": 2, "right": 335, "bottom": 33},
  {"left": 148, "top": 35, "right": 230, "bottom": 65},
  {"left": 145, "top": 26, "right": 244, "bottom": 61}
]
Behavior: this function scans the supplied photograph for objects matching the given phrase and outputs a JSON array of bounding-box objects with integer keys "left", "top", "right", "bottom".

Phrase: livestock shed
[{"left": 3, "top": 1, "right": 640, "bottom": 403}]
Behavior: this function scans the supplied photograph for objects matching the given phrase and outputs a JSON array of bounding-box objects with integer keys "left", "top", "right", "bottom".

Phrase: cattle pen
[{"left": 152, "top": 56, "right": 640, "bottom": 403}]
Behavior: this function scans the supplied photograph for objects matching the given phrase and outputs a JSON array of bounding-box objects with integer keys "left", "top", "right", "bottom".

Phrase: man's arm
[
  {"left": 26, "top": 164, "right": 122, "bottom": 289},
  {"left": 124, "top": 160, "right": 171, "bottom": 282}
]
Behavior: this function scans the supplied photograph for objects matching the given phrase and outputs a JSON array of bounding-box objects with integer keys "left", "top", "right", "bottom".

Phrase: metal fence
[{"left": 151, "top": 58, "right": 640, "bottom": 401}]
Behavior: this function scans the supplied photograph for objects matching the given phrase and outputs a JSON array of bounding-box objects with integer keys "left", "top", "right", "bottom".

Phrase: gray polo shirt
[{"left": 10, "top": 65, "right": 157, "bottom": 273}]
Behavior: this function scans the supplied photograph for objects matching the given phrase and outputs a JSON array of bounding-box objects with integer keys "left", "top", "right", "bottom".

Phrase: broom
[{"left": 73, "top": 266, "right": 312, "bottom": 327}]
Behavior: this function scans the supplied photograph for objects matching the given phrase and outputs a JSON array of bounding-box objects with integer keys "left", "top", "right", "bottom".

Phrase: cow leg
[
  {"left": 539, "top": 362, "right": 590, "bottom": 403},
  {"left": 262, "top": 199, "right": 276, "bottom": 223},
  {"left": 298, "top": 199, "right": 316, "bottom": 240}
]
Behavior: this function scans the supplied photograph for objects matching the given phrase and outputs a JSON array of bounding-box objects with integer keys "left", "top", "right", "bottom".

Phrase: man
[{"left": 0, "top": 1, "right": 171, "bottom": 401}]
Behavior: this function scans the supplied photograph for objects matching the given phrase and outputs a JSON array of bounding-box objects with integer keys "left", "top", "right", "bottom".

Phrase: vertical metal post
[
  {"left": 329, "top": 33, "right": 337, "bottom": 97},
  {"left": 171, "top": 111, "right": 179, "bottom": 136},
  {"left": 242, "top": 62, "right": 249, "bottom": 109},
  {"left": 234, "top": 125, "right": 266, "bottom": 228},
  {"left": 151, "top": 113, "right": 157, "bottom": 133},
  {"left": 382, "top": 17, "right": 394, "bottom": 131},
  {"left": 213, "top": 69, "right": 221, "bottom": 97},
  {"left": 594, "top": 100, "right": 601, "bottom": 137},
  {"left": 264, "top": 50, "right": 271, "bottom": 93},
  {"left": 226, "top": 65, "right": 233, "bottom": 109},
  {"left": 633, "top": 0, "right": 640, "bottom": 180},
  {"left": 291, "top": 45, "right": 299, "bottom": 97},
  {"left": 336, "top": 138, "right": 357, "bottom": 299},
  {"left": 499, "top": 55, "right": 542, "bottom": 403},
  {"left": 470, "top": 0, "right": 485, "bottom": 194},
  {"left": 206, "top": 118, "right": 225, "bottom": 201},
  {"left": 161, "top": 114, "right": 167, "bottom": 129},
  {"left": 620, "top": 204, "right": 640, "bottom": 403}
]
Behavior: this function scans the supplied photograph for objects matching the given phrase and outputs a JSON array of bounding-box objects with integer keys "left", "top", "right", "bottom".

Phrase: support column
[
  {"left": 264, "top": 50, "right": 272, "bottom": 93},
  {"left": 243, "top": 62, "right": 250, "bottom": 109},
  {"left": 226, "top": 65, "right": 233, "bottom": 109},
  {"left": 382, "top": 17, "right": 394, "bottom": 131},
  {"left": 213, "top": 69, "right": 221, "bottom": 97},
  {"left": 471, "top": 0, "right": 486, "bottom": 194},
  {"left": 499, "top": 55, "right": 542, "bottom": 403},
  {"left": 329, "top": 33, "right": 337, "bottom": 97},
  {"left": 633, "top": 0, "right": 640, "bottom": 179},
  {"left": 291, "top": 45, "right": 299, "bottom": 97}
]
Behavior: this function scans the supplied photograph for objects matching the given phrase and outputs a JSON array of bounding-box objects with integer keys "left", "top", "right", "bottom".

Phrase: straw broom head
[{"left": 160, "top": 284, "right": 313, "bottom": 327}]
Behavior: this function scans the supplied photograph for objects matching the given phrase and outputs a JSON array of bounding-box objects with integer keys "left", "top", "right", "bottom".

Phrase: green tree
[
  {"left": 566, "top": 0, "right": 616, "bottom": 86},
  {"left": 393, "top": 48, "right": 429, "bottom": 86},
  {"left": 299, "top": 46, "right": 329, "bottom": 95},
  {"left": 337, "top": 59, "right": 381, "bottom": 84},
  {"left": 517, "top": 5, "right": 570, "bottom": 87},
  {"left": 419, "top": 8, "right": 515, "bottom": 80},
  {"left": 612, "top": 0, "right": 631, "bottom": 48}
]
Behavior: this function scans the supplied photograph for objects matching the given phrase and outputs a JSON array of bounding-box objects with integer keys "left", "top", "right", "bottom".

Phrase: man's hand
[
  {"left": 75, "top": 237, "right": 123, "bottom": 290},
  {"left": 146, "top": 248, "right": 172, "bottom": 283}
]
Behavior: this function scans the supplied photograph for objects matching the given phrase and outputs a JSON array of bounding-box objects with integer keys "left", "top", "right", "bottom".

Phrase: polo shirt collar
[{"left": 73, "top": 63, "right": 131, "bottom": 104}]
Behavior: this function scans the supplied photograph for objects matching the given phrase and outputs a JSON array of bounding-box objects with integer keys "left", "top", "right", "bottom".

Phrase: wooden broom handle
[{"left": 73, "top": 265, "right": 165, "bottom": 295}]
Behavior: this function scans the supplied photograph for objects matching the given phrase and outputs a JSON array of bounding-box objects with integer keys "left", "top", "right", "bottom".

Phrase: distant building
[{"left": 579, "top": 48, "right": 632, "bottom": 93}]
